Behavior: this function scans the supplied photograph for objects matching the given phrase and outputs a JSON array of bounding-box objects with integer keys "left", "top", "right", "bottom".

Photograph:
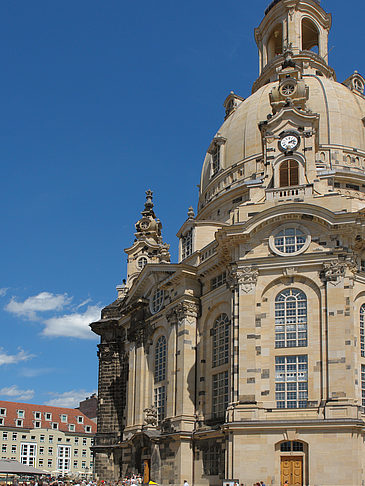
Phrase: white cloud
[
  {"left": 0, "top": 348, "right": 35, "bottom": 366},
  {"left": 0, "top": 288, "right": 8, "bottom": 297},
  {"left": 5, "top": 292, "right": 72, "bottom": 320},
  {"left": 45, "top": 389, "right": 96, "bottom": 408},
  {"left": 19, "top": 367, "right": 53, "bottom": 378},
  {"left": 0, "top": 385, "right": 34, "bottom": 401},
  {"left": 76, "top": 298, "right": 92, "bottom": 309},
  {"left": 42, "top": 305, "right": 101, "bottom": 340}
]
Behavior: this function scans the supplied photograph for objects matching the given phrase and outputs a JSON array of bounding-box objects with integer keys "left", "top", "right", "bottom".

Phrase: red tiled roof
[{"left": 0, "top": 400, "right": 96, "bottom": 434}]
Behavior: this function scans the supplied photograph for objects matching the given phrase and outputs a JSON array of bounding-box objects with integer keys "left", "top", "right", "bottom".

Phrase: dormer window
[
  {"left": 17, "top": 410, "right": 24, "bottom": 419},
  {"left": 0, "top": 408, "right": 6, "bottom": 416},
  {"left": 181, "top": 229, "right": 193, "bottom": 260},
  {"left": 208, "top": 136, "right": 226, "bottom": 178},
  {"left": 211, "top": 144, "right": 220, "bottom": 175},
  {"left": 77, "top": 416, "right": 84, "bottom": 424},
  {"left": 354, "top": 78, "right": 364, "bottom": 94},
  {"left": 61, "top": 414, "right": 68, "bottom": 423},
  {"left": 137, "top": 256, "right": 148, "bottom": 269}
]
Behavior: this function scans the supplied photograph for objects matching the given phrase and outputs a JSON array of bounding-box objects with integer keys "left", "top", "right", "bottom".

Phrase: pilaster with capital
[
  {"left": 320, "top": 258, "right": 358, "bottom": 413},
  {"left": 228, "top": 266, "right": 260, "bottom": 416},
  {"left": 166, "top": 300, "right": 199, "bottom": 428}
]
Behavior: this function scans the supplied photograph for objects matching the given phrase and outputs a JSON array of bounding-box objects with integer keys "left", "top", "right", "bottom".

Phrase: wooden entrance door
[{"left": 281, "top": 456, "right": 303, "bottom": 486}]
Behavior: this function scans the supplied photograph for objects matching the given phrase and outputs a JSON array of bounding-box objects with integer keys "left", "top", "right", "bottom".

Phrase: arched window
[
  {"left": 361, "top": 305, "right": 365, "bottom": 357},
  {"left": 279, "top": 160, "right": 299, "bottom": 187},
  {"left": 137, "top": 256, "right": 148, "bottom": 269},
  {"left": 267, "top": 23, "right": 283, "bottom": 62},
  {"left": 275, "top": 289, "right": 307, "bottom": 348},
  {"left": 302, "top": 18, "right": 319, "bottom": 53},
  {"left": 212, "top": 314, "right": 230, "bottom": 367},
  {"left": 154, "top": 336, "right": 167, "bottom": 382},
  {"left": 154, "top": 336, "right": 167, "bottom": 423}
]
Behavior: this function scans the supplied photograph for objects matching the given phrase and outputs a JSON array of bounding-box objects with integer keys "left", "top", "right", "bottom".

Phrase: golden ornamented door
[{"left": 281, "top": 456, "right": 303, "bottom": 486}]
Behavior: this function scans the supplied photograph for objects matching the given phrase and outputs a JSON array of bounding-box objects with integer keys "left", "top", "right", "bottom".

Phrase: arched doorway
[{"left": 276, "top": 440, "right": 307, "bottom": 486}]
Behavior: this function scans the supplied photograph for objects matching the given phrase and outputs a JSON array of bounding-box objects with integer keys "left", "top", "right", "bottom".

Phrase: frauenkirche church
[{"left": 91, "top": 1, "right": 365, "bottom": 484}]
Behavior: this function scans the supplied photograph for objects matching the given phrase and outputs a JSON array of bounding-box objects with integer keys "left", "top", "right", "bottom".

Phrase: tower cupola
[
  {"left": 253, "top": 0, "right": 334, "bottom": 92},
  {"left": 123, "top": 191, "right": 170, "bottom": 290}
]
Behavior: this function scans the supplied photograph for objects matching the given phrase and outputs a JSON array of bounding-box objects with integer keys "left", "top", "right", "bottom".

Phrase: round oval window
[{"left": 151, "top": 288, "right": 164, "bottom": 314}]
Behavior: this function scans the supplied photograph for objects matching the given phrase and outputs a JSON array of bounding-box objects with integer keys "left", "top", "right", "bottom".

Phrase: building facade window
[
  {"left": 154, "top": 385, "right": 166, "bottom": 423},
  {"left": 202, "top": 443, "right": 224, "bottom": 476},
  {"left": 11, "top": 445, "right": 16, "bottom": 453},
  {"left": 210, "top": 272, "right": 226, "bottom": 291},
  {"left": 12, "top": 433, "right": 17, "bottom": 441},
  {"left": 361, "top": 305, "right": 365, "bottom": 357},
  {"left": 274, "top": 228, "right": 307, "bottom": 254},
  {"left": 275, "top": 355, "right": 308, "bottom": 408},
  {"left": 151, "top": 288, "right": 164, "bottom": 314},
  {"left": 275, "top": 289, "right": 307, "bottom": 348},
  {"left": 280, "top": 441, "right": 304, "bottom": 452},
  {"left": 279, "top": 160, "right": 299, "bottom": 187},
  {"left": 211, "top": 143, "right": 220, "bottom": 175},
  {"left": 154, "top": 335, "right": 167, "bottom": 423},
  {"left": 155, "top": 336, "right": 167, "bottom": 382},
  {"left": 57, "top": 445, "right": 71, "bottom": 474},
  {"left": 181, "top": 230, "right": 193, "bottom": 260},
  {"left": 20, "top": 443, "right": 36, "bottom": 466},
  {"left": 82, "top": 438, "right": 87, "bottom": 446},
  {"left": 137, "top": 256, "right": 148, "bottom": 269},
  {"left": 212, "top": 314, "right": 230, "bottom": 367},
  {"left": 212, "top": 371, "right": 229, "bottom": 419}
]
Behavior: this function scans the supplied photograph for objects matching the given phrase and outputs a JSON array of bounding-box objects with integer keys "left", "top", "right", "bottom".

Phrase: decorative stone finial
[{"left": 187, "top": 206, "right": 195, "bottom": 219}]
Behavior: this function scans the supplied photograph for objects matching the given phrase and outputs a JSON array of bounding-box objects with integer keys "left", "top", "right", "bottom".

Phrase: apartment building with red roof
[{"left": 0, "top": 400, "right": 96, "bottom": 478}]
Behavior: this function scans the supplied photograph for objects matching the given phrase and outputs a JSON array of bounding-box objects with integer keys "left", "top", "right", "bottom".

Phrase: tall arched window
[
  {"left": 267, "top": 23, "right": 283, "bottom": 62},
  {"left": 154, "top": 336, "right": 167, "bottom": 423},
  {"left": 275, "top": 289, "right": 307, "bottom": 348},
  {"left": 279, "top": 160, "right": 299, "bottom": 187},
  {"left": 302, "top": 18, "right": 319, "bottom": 53},
  {"left": 212, "top": 313, "right": 230, "bottom": 367},
  {"left": 361, "top": 305, "right": 365, "bottom": 357}
]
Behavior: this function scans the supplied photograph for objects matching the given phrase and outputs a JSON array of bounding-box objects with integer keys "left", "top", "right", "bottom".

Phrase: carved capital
[
  {"left": 176, "top": 301, "right": 199, "bottom": 321},
  {"left": 127, "top": 320, "right": 154, "bottom": 349},
  {"left": 321, "top": 260, "right": 347, "bottom": 284},
  {"left": 166, "top": 301, "right": 199, "bottom": 324},
  {"left": 228, "top": 266, "right": 259, "bottom": 294}
]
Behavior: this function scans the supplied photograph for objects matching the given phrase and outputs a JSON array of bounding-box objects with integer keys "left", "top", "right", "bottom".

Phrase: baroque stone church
[{"left": 91, "top": 1, "right": 365, "bottom": 485}]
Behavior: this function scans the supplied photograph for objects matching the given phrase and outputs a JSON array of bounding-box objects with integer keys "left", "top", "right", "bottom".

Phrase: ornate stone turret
[
  {"left": 253, "top": 0, "right": 334, "bottom": 92},
  {"left": 124, "top": 190, "right": 170, "bottom": 289}
]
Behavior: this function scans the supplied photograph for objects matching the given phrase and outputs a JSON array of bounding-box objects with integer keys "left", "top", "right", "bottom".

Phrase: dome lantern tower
[{"left": 253, "top": 0, "right": 333, "bottom": 92}]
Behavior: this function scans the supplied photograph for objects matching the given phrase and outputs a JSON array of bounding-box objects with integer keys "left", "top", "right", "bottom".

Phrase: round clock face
[{"left": 279, "top": 133, "right": 300, "bottom": 152}]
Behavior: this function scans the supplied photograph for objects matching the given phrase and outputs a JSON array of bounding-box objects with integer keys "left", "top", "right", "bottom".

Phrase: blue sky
[{"left": 0, "top": 0, "right": 364, "bottom": 408}]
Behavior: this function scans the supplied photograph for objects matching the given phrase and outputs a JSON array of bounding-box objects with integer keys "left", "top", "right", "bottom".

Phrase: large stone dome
[
  {"left": 200, "top": 76, "right": 365, "bottom": 200},
  {"left": 196, "top": 0, "right": 365, "bottom": 222}
]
